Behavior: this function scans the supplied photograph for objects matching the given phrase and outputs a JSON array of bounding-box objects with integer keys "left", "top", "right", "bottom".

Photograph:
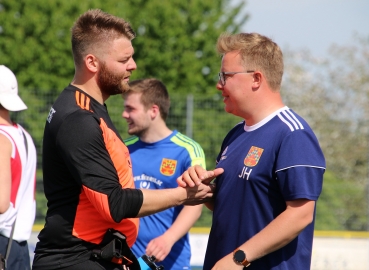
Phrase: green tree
[
  {"left": 315, "top": 171, "right": 365, "bottom": 231},
  {"left": 0, "top": 0, "right": 248, "bottom": 223},
  {"left": 0, "top": 0, "right": 246, "bottom": 144},
  {"left": 0, "top": 0, "right": 246, "bottom": 92},
  {"left": 282, "top": 35, "right": 369, "bottom": 230},
  {"left": 126, "top": 0, "right": 247, "bottom": 94}
]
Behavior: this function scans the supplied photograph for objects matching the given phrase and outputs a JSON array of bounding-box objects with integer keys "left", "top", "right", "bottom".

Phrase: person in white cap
[{"left": 0, "top": 65, "right": 37, "bottom": 270}]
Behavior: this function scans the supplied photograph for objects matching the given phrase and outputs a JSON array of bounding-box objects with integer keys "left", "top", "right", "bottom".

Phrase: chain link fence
[
  {"left": 11, "top": 92, "right": 241, "bottom": 224},
  {"left": 11, "top": 90, "right": 369, "bottom": 230}
]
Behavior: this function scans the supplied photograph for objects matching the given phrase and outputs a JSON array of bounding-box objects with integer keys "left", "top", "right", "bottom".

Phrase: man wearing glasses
[{"left": 178, "top": 32, "right": 325, "bottom": 270}]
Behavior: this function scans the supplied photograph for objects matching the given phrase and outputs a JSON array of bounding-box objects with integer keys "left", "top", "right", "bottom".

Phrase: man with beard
[{"left": 32, "top": 9, "right": 216, "bottom": 270}]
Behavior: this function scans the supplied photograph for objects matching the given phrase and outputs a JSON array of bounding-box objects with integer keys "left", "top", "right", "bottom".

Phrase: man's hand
[
  {"left": 139, "top": 166, "right": 220, "bottom": 216},
  {"left": 181, "top": 181, "right": 216, "bottom": 205},
  {"left": 139, "top": 181, "right": 215, "bottom": 216},
  {"left": 177, "top": 165, "right": 224, "bottom": 187},
  {"left": 145, "top": 234, "right": 174, "bottom": 262}
]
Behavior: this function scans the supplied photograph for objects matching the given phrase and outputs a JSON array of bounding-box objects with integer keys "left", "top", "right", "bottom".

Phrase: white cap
[{"left": 0, "top": 65, "right": 27, "bottom": 111}]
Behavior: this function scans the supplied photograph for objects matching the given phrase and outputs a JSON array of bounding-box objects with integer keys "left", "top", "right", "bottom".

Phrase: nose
[
  {"left": 122, "top": 110, "right": 129, "bottom": 119},
  {"left": 216, "top": 80, "right": 224, "bottom": 91},
  {"left": 127, "top": 58, "right": 137, "bottom": 71}
]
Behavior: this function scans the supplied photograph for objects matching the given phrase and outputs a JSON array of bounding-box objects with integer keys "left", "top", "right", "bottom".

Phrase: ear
[
  {"left": 84, "top": 54, "right": 99, "bottom": 73},
  {"left": 150, "top": 104, "right": 160, "bottom": 119},
  {"left": 252, "top": 71, "right": 262, "bottom": 89}
]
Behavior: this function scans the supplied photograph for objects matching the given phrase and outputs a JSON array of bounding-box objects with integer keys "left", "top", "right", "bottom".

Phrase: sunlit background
[{"left": 1, "top": 0, "right": 368, "bottom": 269}]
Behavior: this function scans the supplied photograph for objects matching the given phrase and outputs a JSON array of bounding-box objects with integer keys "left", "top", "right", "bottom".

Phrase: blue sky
[{"left": 236, "top": 0, "right": 369, "bottom": 57}]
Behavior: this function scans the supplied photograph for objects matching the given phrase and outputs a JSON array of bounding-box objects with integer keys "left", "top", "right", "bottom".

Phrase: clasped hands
[{"left": 176, "top": 165, "right": 224, "bottom": 205}]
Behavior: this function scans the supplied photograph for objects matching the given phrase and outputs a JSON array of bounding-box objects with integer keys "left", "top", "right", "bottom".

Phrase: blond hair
[{"left": 217, "top": 32, "right": 284, "bottom": 91}]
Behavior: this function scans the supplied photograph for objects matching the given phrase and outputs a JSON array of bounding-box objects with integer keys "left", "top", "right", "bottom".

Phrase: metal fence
[
  {"left": 11, "top": 91, "right": 369, "bottom": 230},
  {"left": 11, "top": 92, "right": 241, "bottom": 222},
  {"left": 106, "top": 93, "right": 242, "bottom": 169}
]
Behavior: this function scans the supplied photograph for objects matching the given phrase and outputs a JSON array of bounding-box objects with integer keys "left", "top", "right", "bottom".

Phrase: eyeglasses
[{"left": 218, "top": 71, "right": 255, "bottom": 86}]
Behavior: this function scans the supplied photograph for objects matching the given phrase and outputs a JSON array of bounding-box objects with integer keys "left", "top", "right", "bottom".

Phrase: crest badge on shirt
[
  {"left": 244, "top": 146, "right": 264, "bottom": 167},
  {"left": 160, "top": 158, "right": 177, "bottom": 176}
]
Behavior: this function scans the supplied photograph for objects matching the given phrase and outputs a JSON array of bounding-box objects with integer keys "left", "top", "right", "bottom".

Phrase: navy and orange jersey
[{"left": 33, "top": 85, "right": 143, "bottom": 269}]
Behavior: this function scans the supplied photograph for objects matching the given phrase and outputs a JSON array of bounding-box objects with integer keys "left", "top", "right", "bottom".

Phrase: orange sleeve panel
[
  {"left": 99, "top": 118, "right": 135, "bottom": 188},
  {"left": 72, "top": 118, "right": 139, "bottom": 246},
  {"left": 72, "top": 185, "right": 139, "bottom": 246}
]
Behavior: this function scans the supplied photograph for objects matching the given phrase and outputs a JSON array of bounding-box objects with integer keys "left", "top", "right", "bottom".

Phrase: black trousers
[
  {"left": 57, "top": 258, "right": 125, "bottom": 270},
  {"left": 32, "top": 255, "right": 126, "bottom": 270}
]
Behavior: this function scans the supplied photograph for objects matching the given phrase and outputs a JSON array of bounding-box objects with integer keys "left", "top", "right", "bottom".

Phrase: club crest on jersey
[
  {"left": 160, "top": 158, "right": 177, "bottom": 176},
  {"left": 244, "top": 146, "right": 264, "bottom": 167}
]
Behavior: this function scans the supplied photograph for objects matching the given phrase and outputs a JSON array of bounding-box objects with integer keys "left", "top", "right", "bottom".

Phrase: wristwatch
[{"left": 233, "top": 248, "right": 251, "bottom": 267}]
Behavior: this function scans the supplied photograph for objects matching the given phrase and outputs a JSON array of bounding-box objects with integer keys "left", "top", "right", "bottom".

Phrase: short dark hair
[
  {"left": 124, "top": 78, "right": 171, "bottom": 121},
  {"left": 71, "top": 9, "right": 135, "bottom": 67}
]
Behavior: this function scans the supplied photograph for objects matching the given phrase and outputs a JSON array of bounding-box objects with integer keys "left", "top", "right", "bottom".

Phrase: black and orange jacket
[{"left": 33, "top": 85, "right": 143, "bottom": 269}]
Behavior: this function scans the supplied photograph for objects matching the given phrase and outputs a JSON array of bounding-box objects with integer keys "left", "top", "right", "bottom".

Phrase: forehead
[
  {"left": 102, "top": 37, "right": 134, "bottom": 59},
  {"left": 124, "top": 92, "right": 143, "bottom": 106},
  {"left": 221, "top": 51, "right": 244, "bottom": 70}
]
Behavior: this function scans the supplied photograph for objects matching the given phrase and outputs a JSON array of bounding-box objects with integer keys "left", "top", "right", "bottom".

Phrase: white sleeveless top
[{"left": 0, "top": 123, "right": 36, "bottom": 242}]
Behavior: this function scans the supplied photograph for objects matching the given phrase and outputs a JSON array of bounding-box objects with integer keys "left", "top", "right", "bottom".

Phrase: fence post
[{"left": 186, "top": 94, "right": 193, "bottom": 138}]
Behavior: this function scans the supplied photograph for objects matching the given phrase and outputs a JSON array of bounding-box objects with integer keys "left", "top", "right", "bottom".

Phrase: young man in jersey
[
  {"left": 177, "top": 32, "right": 326, "bottom": 270},
  {"left": 32, "top": 9, "right": 216, "bottom": 270},
  {"left": 122, "top": 78, "right": 206, "bottom": 269},
  {"left": 0, "top": 65, "right": 37, "bottom": 270}
]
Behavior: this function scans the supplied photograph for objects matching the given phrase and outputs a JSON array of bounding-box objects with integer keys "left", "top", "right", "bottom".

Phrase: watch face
[{"left": 234, "top": 250, "right": 246, "bottom": 262}]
